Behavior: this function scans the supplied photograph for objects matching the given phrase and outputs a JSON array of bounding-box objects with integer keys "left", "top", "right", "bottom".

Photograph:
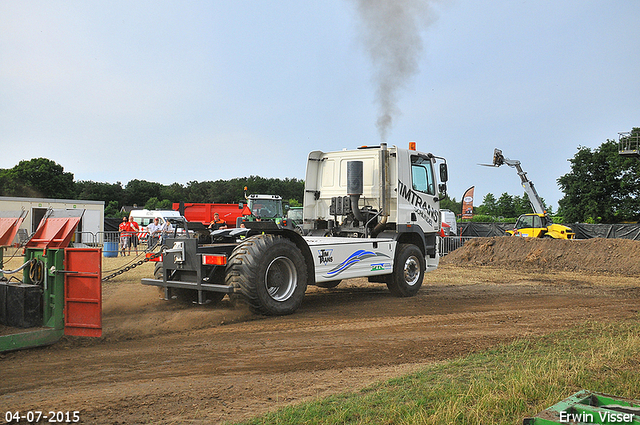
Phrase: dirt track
[{"left": 1, "top": 238, "right": 639, "bottom": 424}]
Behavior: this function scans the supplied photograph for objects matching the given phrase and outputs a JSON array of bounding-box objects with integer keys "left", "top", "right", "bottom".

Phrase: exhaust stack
[
  {"left": 371, "top": 143, "right": 389, "bottom": 237},
  {"left": 347, "top": 160, "right": 366, "bottom": 223}
]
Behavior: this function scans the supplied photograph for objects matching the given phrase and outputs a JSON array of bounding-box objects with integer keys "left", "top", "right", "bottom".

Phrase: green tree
[
  {"left": 160, "top": 183, "right": 186, "bottom": 203},
  {"left": 439, "top": 196, "right": 462, "bottom": 216},
  {"left": 104, "top": 200, "right": 126, "bottom": 218},
  {"left": 476, "top": 193, "right": 497, "bottom": 216},
  {"left": 145, "top": 197, "right": 172, "bottom": 210},
  {"left": 124, "top": 179, "right": 162, "bottom": 207},
  {"left": 496, "top": 192, "right": 516, "bottom": 218},
  {"left": 75, "top": 180, "right": 124, "bottom": 203},
  {"left": 558, "top": 130, "right": 640, "bottom": 223},
  {"left": 0, "top": 158, "right": 75, "bottom": 198},
  {"left": 513, "top": 194, "right": 529, "bottom": 216},
  {"left": 0, "top": 157, "right": 306, "bottom": 210}
]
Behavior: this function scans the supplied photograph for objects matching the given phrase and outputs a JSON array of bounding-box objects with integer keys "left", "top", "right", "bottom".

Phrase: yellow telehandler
[{"left": 484, "top": 149, "right": 575, "bottom": 239}]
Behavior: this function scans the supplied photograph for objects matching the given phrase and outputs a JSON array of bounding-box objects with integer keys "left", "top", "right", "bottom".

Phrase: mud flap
[{"left": 63, "top": 248, "right": 102, "bottom": 337}]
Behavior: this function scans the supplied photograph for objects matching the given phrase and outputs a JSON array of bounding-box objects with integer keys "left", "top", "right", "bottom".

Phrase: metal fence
[
  {"left": 71, "top": 231, "right": 155, "bottom": 250},
  {"left": 440, "top": 236, "right": 475, "bottom": 255},
  {"left": 619, "top": 131, "right": 640, "bottom": 156},
  {"left": 80, "top": 231, "right": 474, "bottom": 256}
]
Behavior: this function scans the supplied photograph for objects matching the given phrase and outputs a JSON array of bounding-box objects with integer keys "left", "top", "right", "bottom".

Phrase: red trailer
[{"left": 172, "top": 203, "right": 243, "bottom": 228}]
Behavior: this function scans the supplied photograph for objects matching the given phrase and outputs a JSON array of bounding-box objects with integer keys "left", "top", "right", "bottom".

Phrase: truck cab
[{"left": 303, "top": 142, "right": 447, "bottom": 271}]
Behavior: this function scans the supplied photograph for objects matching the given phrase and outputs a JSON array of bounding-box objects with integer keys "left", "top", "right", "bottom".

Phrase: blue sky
[{"left": 1, "top": 1, "right": 639, "bottom": 211}]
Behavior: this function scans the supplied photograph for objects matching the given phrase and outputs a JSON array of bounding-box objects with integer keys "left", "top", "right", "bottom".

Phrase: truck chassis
[
  {"left": 142, "top": 223, "right": 425, "bottom": 315},
  {"left": 143, "top": 143, "right": 447, "bottom": 315}
]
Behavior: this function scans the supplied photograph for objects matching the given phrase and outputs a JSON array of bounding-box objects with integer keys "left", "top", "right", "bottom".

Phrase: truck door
[
  {"left": 514, "top": 214, "right": 538, "bottom": 237},
  {"left": 532, "top": 214, "right": 545, "bottom": 237},
  {"left": 397, "top": 154, "right": 440, "bottom": 233}
]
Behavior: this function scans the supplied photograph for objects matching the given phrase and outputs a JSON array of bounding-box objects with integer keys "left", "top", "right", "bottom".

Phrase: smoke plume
[{"left": 350, "top": 0, "right": 438, "bottom": 143}]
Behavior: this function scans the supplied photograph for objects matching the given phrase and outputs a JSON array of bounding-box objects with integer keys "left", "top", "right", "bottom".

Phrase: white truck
[{"left": 142, "top": 142, "right": 448, "bottom": 315}]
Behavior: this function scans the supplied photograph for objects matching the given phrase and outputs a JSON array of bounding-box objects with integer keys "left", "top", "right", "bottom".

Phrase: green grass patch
[{"left": 237, "top": 318, "right": 640, "bottom": 425}]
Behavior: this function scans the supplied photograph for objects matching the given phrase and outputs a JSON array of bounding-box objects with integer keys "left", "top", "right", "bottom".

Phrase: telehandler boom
[{"left": 483, "top": 149, "right": 574, "bottom": 239}]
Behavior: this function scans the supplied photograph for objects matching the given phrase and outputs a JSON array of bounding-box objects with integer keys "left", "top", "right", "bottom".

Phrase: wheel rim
[
  {"left": 264, "top": 256, "right": 297, "bottom": 301},
  {"left": 403, "top": 255, "right": 421, "bottom": 286}
]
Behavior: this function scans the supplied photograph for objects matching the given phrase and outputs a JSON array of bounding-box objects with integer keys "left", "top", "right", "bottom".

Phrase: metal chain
[{"left": 101, "top": 250, "right": 163, "bottom": 282}]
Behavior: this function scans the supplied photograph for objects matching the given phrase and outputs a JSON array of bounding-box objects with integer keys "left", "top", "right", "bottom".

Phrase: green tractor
[{"left": 238, "top": 187, "right": 286, "bottom": 226}]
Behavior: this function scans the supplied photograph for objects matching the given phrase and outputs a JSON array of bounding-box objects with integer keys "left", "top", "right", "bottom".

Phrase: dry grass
[{"left": 241, "top": 320, "right": 640, "bottom": 425}]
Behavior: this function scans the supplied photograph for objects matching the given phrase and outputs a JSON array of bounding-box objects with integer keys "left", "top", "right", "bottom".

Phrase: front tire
[
  {"left": 387, "top": 244, "right": 424, "bottom": 297},
  {"left": 226, "top": 234, "right": 307, "bottom": 315}
]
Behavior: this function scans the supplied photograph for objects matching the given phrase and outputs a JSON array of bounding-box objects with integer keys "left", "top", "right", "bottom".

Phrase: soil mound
[{"left": 442, "top": 237, "right": 640, "bottom": 275}]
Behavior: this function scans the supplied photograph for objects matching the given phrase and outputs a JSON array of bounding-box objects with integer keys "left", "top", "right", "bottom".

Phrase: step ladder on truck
[{"left": 142, "top": 142, "right": 448, "bottom": 315}]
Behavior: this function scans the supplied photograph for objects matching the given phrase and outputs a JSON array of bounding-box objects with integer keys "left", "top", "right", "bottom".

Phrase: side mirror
[
  {"left": 439, "top": 183, "right": 447, "bottom": 198},
  {"left": 439, "top": 163, "right": 448, "bottom": 183}
]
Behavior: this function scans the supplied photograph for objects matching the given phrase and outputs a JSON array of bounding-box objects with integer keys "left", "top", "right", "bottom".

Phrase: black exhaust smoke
[{"left": 350, "top": 0, "right": 439, "bottom": 143}]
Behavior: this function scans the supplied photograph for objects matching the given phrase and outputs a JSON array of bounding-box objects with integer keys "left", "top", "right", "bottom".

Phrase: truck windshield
[
  {"left": 516, "top": 215, "right": 535, "bottom": 229},
  {"left": 288, "top": 208, "right": 303, "bottom": 221},
  {"left": 249, "top": 200, "right": 282, "bottom": 218},
  {"left": 411, "top": 156, "right": 436, "bottom": 195}
]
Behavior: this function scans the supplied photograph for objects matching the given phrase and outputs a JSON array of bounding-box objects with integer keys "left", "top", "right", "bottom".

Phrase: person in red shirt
[
  {"left": 118, "top": 216, "right": 131, "bottom": 256},
  {"left": 128, "top": 216, "right": 140, "bottom": 255}
]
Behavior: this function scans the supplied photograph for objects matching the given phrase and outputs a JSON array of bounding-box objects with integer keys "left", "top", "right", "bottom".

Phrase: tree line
[
  {"left": 440, "top": 193, "right": 552, "bottom": 223},
  {"left": 557, "top": 127, "right": 640, "bottom": 223},
  {"left": 1, "top": 128, "right": 638, "bottom": 223},
  {"left": 443, "top": 127, "right": 640, "bottom": 224},
  {"left": 0, "top": 158, "right": 304, "bottom": 218}
]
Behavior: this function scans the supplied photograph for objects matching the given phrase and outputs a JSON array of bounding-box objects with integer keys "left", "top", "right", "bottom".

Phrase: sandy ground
[{"left": 1, "top": 239, "right": 639, "bottom": 424}]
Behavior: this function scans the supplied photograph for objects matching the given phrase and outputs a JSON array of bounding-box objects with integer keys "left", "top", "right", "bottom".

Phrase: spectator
[
  {"left": 208, "top": 212, "right": 228, "bottom": 231},
  {"left": 128, "top": 216, "right": 140, "bottom": 255},
  {"left": 160, "top": 219, "right": 174, "bottom": 244},
  {"left": 146, "top": 218, "right": 162, "bottom": 250},
  {"left": 118, "top": 216, "right": 131, "bottom": 256}
]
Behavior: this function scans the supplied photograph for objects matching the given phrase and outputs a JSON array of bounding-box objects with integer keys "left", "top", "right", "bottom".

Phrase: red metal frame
[
  {"left": 26, "top": 217, "right": 81, "bottom": 251},
  {"left": 63, "top": 248, "right": 102, "bottom": 337},
  {"left": 0, "top": 216, "right": 24, "bottom": 247}
]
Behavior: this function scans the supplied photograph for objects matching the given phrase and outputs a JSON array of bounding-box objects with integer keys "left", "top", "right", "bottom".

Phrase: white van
[
  {"left": 129, "top": 209, "right": 184, "bottom": 241},
  {"left": 440, "top": 209, "right": 457, "bottom": 236},
  {"left": 129, "top": 209, "right": 182, "bottom": 227}
]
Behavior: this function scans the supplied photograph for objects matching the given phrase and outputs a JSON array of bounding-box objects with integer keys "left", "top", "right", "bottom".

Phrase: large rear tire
[
  {"left": 226, "top": 234, "right": 307, "bottom": 315},
  {"left": 387, "top": 244, "right": 424, "bottom": 297},
  {"left": 154, "top": 262, "right": 163, "bottom": 279}
]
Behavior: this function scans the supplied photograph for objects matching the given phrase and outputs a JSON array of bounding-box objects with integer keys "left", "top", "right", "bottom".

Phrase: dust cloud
[{"left": 101, "top": 283, "right": 255, "bottom": 342}]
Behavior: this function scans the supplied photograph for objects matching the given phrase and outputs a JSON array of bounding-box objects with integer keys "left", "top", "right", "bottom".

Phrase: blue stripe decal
[{"left": 326, "top": 250, "right": 389, "bottom": 277}]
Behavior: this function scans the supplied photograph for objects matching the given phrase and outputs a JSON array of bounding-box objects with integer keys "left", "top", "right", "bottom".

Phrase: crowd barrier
[
  {"left": 84, "top": 222, "right": 640, "bottom": 258},
  {"left": 440, "top": 236, "right": 475, "bottom": 255},
  {"left": 71, "top": 231, "right": 157, "bottom": 249}
]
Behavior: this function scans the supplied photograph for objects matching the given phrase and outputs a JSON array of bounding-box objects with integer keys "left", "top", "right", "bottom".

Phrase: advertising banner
[{"left": 461, "top": 186, "right": 474, "bottom": 220}]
